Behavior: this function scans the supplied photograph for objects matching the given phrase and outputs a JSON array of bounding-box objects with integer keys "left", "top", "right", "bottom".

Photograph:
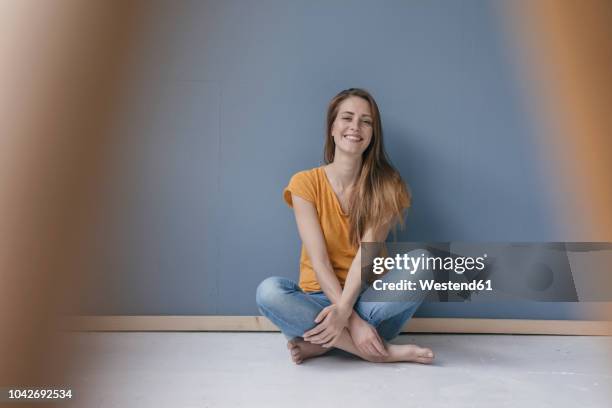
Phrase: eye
[
  {"left": 341, "top": 116, "right": 352, "bottom": 121},
  {"left": 362, "top": 119, "right": 372, "bottom": 126}
]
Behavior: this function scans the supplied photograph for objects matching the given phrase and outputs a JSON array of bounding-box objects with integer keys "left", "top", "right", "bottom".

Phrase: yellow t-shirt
[
  {"left": 284, "top": 166, "right": 410, "bottom": 292},
  {"left": 283, "top": 166, "right": 356, "bottom": 292}
]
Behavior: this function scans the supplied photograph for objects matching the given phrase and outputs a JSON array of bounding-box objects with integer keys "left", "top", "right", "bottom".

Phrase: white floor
[{"left": 64, "top": 332, "right": 612, "bottom": 408}]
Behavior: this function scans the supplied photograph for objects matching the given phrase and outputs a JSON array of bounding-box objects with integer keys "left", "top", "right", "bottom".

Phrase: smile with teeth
[{"left": 344, "top": 134, "right": 362, "bottom": 142}]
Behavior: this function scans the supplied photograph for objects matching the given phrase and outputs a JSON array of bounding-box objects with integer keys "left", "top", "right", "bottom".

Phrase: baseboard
[{"left": 62, "top": 316, "right": 612, "bottom": 335}]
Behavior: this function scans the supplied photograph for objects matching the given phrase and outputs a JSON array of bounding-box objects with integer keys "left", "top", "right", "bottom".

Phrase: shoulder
[{"left": 289, "top": 167, "right": 321, "bottom": 185}]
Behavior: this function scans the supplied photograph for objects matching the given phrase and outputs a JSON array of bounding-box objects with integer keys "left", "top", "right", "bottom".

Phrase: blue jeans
[{"left": 256, "top": 250, "right": 433, "bottom": 341}]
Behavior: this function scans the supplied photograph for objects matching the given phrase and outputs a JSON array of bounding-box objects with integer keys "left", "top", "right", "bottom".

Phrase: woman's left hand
[{"left": 303, "top": 304, "right": 351, "bottom": 348}]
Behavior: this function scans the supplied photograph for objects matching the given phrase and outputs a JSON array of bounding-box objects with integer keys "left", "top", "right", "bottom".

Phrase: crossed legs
[{"left": 256, "top": 276, "right": 434, "bottom": 364}]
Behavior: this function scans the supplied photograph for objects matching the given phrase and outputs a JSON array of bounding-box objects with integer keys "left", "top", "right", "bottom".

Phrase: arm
[
  {"left": 338, "top": 218, "right": 395, "bottom": 314},
  {"left": 290, "top": 194, "right": 344, "bottom": 304},
  {"left": 292, "top": 194, "right": 365, "bottom": 346},
  {"left": 339, "top": 218, "right": 396, "bottom": 355}
]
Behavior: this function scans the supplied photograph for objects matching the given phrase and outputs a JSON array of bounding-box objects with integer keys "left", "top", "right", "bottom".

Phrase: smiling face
[{"left": 330, "top": 96, "right": 374, "bottom": 158}]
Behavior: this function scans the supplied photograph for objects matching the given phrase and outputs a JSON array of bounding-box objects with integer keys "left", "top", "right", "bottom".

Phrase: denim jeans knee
[
  {"left": 255, "top": 277, "right": 328, "bottom": 339},
  {"left": 255, "top": 276, "right": 288, "bottom": 310}
]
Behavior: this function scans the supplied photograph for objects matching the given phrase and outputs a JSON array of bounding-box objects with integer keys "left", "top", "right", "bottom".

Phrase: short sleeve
[{"left": 283, "top": 171, "right": 317, "bottom": 208}]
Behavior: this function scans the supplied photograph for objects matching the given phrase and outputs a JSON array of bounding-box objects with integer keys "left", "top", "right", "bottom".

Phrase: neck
[{"left": 327, "top": 152, "right": 362, "bottom": 189}]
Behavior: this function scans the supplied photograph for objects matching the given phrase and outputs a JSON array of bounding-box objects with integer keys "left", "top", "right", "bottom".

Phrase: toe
[{"left": 416, "top": 348, "right": 434, "bottom": 364}]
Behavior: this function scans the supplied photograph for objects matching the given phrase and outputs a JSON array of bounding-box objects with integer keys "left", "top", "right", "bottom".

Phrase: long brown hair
[{"left": 324, "top": 88, "right": 411, "bottom": 246}]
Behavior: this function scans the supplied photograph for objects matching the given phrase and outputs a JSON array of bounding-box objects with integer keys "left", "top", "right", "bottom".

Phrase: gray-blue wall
[{"left": 82, "top": 0, "right": 589, "bottom": 319}]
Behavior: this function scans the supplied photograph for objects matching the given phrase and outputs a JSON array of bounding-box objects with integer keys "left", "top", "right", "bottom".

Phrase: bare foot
[
  {"left": 384, "top": 344, "right": 434, "bottom": 364},
  {"left": 287, "top": 338, "right": 330, "bottom": 364}
]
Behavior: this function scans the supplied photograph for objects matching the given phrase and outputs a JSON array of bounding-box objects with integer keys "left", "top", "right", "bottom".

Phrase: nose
[{"left": 349, "top": 117, "right": 361, "bottom": 131}]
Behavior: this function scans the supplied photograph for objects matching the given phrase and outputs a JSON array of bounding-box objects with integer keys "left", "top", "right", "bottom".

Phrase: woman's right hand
[{"left": 348, "top": 314, "right": 388, "bottom": 358}]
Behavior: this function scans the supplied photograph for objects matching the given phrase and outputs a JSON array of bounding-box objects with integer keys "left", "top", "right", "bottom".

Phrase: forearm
[
  {"left": 339, "top": 221, "right": 394, "bottom": 316},
  {"left": 337, "top": 246, "right": 364, "bottom": 314},
  {"left": 312, "top": 261, "right": 362, "bottom": 322},
  {"left": 311, "top": 261, "right": 344, "bottom": 304}
]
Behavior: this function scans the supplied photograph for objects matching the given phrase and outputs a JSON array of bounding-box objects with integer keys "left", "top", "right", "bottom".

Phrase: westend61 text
[{"left": 372, "top": 279, "right": 493, "bottom": 292}]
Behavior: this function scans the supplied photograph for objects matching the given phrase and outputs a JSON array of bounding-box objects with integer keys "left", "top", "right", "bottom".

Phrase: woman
[{"left": 256, "top": 88, "right": 434, "bottom": 364}]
